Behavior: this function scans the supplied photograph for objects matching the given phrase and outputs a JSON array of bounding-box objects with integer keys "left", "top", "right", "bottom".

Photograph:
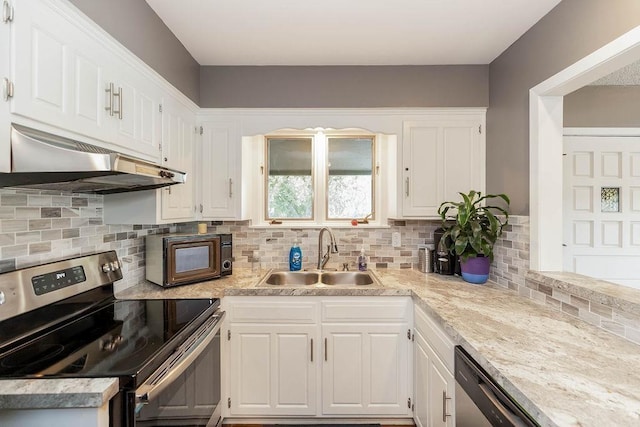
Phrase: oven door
[{"left": 130, "top": 310, "right": 225, "bottom": 427}]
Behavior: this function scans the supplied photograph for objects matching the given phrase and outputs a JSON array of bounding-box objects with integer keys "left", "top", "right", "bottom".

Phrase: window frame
[
  {"left": 264, "top": 135, "right": 315, "bottom": 222},
  {"left": 324, "top": 135, "right": 376, "bottom": 222},
  {"left": 255, "top": 129, "right": 387, "bottom": 227}
]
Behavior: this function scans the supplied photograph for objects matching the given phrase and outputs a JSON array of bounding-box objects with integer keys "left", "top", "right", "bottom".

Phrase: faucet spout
[{"left": 317, "top": 227, "right": 338, "bottom": 270}]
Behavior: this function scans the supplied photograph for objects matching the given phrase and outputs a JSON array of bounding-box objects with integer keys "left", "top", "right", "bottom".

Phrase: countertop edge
[{"left": 0, "top": 378, "right": 119, "bottom": 409}]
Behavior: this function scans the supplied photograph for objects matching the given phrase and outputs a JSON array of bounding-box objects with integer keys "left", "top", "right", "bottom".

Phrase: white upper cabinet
[
  {"left": 402, "top": 112, "right": 485, "bottom": 217},
  {"left": 103, "top": 96, "right": 197, "bottom": 224},
  {"left": 8, "top": 0, "right": 162, "bottom": 162},
  {"left": 160, "top": 97, "right": 196, "bottom": 221},
  {"left": 199, "top": 120, "right": 244, "bottom": 220},
  {"left": 0, "top": 0, "right": 11, "bottom": 173}
]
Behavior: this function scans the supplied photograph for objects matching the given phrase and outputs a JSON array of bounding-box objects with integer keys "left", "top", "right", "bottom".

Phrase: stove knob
[
  {"left": 110, "top": 260, "right": 120, "bottom": 271},
  {"left": 101, "top": 263, "right": 112, "bottom": 273},
  {"left": 0, "top": 291, "right": 5, "bottom": 305},
  {"left": 222, "top": 260, "right": 232, "bottom": 270}
]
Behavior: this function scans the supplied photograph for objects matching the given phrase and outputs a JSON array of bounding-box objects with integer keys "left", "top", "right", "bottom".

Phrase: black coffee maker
[{"left": 433, "top": 228, "right": 459, "bottom": 275}]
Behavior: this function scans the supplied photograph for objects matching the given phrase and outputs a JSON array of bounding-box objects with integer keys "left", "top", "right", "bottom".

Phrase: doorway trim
[{"left": 529, "top": 25, "right": 640, "bottom": 271}]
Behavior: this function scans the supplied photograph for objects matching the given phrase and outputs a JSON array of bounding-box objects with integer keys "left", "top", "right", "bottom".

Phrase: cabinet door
[
  {"left": 109, "top": 67, "right": 162, "bottom": 161},
  {"left": 428, "top": 346, "right": 455, "bottom": 427},
  {"left": 0, "top": 0, "right": 11, "bottom": 173},
  {"left": 228, "top": 324, "right": 317, "bottom": 416},
  {"left": 402, "top": 122, "right": 442, "bottom": 217},
  {"left": 161, "top": 98, "right": 196, "bottom": 221},
  {"left": 322, "top": 323, "right": 409, "bottom": 415},
  {"left": 200, "top": 122, "right": 239, "bottom": 219},
  {"left": 413, "top": 330, "right": 430, "bottom": 427},
  {"left": 402, "top": 115, "right": 485, "bottom": 218},
  {"left": 11, "top": 0, "right": 110, "bottom": 140},
  {"left": 441, "top": 121, "right": 484, "bottom": 204}
]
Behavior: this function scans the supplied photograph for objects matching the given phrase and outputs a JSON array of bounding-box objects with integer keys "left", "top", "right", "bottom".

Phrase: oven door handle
[{"left": 134, "top": 310, "right": 225, "bottom": 408}]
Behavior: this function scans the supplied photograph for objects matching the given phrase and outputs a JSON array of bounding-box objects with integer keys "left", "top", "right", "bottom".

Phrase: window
[
  {"left": 327, "top": 137, "right": 373, "bottom": 219},
  {"left": 262, "top": 131, "right": 379, "bottom": 225},
  {"left": 266, "top": 137, "right": 314, "bottom": 220}
]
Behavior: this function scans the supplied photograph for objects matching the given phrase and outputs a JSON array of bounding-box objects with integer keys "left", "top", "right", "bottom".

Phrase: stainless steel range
[{"left": 0, "top": 251, "right": 224, "bottom": 427}]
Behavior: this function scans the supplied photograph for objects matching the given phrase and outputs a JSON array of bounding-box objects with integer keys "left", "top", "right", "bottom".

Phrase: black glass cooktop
[{"left": 0, "top": 297, "right": 217, "bottom": 387}]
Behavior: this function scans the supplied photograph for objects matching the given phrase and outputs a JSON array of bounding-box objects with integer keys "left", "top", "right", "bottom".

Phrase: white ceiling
[{"left": 145, "top": 0, "right": 562, "bottom": 66}]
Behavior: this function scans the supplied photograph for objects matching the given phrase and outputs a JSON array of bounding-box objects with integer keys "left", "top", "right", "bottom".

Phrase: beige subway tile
[
  {"left": 15, "top": 231, "right": 41, "bottom": 245},
  {"left": 2, "top": 244, "right": 28, "bottom": 258},
  {"left": 29, "top": 241, "right": 52, "bottom": 255},
  {"left": 2, "top": 220, "right": 28, "bottom": 232},
  {"left": 28, "top": 195, "right": 52, "bottom": 207},
  {"left": 1, "top": 194, "right": 28, "bottom": 206},
  {"left": 15, "top": 207, "right": 41, "bottom": 219}
]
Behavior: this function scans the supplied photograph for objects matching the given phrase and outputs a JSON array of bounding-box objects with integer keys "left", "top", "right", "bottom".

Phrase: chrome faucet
[{"left": 317, "top": 227, "right": 339, "bottom": 270}]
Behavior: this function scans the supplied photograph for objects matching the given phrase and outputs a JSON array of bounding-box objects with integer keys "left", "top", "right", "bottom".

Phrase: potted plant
[{"left": 437, "top": 190, "right": 510, "bottom": 284}]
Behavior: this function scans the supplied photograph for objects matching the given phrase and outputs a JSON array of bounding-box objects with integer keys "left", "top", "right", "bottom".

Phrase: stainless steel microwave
[{"left": 146, "top": 233, "right": 232, "bottom": 287}]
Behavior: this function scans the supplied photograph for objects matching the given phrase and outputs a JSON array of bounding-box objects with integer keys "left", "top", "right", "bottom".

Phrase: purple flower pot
[{"left": 460, "top": 256, "right": 490, "bottom": 284}]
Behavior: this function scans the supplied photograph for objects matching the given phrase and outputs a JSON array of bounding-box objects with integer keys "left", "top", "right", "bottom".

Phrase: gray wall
[
  {"left": 199, "top": 66, "right": 489, "bottom": 108},
  {"left": 564, "top": 86, "right": 640, "bottom": 127},
  {"left": 488, "top": 0, "right": 640, "bottom": 215},
  {"left": 68, "top": 0, "right": 200, "bottom": 104}
]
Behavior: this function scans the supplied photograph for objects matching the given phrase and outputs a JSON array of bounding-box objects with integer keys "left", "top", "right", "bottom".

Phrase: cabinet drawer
[
  {"left": 414, "top": 303, "right": 454, "bottom": 371},
  {"left": 322, "top": 297, "right": 410, "bottom": 323},
  {"left": 227, "top": 299, "right": 318, "bottom": 324}
]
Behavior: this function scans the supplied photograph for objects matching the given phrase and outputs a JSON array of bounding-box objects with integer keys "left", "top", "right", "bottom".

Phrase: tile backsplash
[
  {"left": 4, "top": 191, "right": 639, "bottom": 347},
  {"left": 489, "top": 215, "right": 530, "bottom": 292},
  {"left": 0, "top": 188, "right": 174, "bottom": 290},
  {"left": 178, "top": 220, "right": 442, "bottom": 271}
]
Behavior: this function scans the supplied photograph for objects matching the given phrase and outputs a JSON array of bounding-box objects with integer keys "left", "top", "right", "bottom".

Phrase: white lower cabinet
[
  {"left": 413, "top": 303, "right": 455, "bottom": 427},
  {"left": 228, "top": 324, "right": 317, "bottom": 416},
  {"left": 224, "top": 296, "right": 412, "bottom": 419},
  {"left": 322, "top": 323, "right": 409, "bottom": 415}
]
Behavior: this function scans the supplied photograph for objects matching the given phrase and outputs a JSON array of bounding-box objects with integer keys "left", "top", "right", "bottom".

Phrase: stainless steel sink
[
  {"left": 264, "top": 271, "right": 320, "bottom": 286},
  {"left": 320, "top": 271, "right": 374, "bottom": 286},
  {"left": 257, "top": 270, "right": 381, "bottom": 287}
]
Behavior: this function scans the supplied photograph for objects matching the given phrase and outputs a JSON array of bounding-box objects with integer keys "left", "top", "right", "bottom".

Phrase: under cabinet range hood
[{"left": 0, "top": 125, "right": 186, "bottom": 194}]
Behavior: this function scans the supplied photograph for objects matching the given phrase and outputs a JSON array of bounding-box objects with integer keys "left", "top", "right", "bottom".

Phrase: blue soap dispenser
[{"left": 289, "top": 238, "right": 302, "bottom": 271}]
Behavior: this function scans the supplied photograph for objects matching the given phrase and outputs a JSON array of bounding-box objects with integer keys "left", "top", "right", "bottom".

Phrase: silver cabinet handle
[
  {"left": 405, "top": 177, "right": 410, "bottom": 197},
  {"left": 105, "top": 83, "right": 114, "bottom": 116},
  {"left": 229, "top": 178, "right": 233, "bottom": 198},
  {"left": 442, "top": 390, "right": 451, "bottom": 422},
  {"left": 2, "top": 1, "right": 13, "bottom": 24},
  {"left": 113, "top": 86, "right": 123, "bottom": 120},
  {"left": 324, "top": 338, "right": 327, "bottom": 361},
  {"left": 310, "top": 338, "right": 313, "bottom": 362}
]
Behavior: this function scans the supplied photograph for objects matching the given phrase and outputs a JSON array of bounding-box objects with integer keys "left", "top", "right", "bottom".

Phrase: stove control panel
[{"left": 32, "top": 266, "right": 87, "bottom": 296}]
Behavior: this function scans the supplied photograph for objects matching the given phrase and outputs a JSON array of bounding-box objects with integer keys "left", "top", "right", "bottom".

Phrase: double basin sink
[{"left": 256, "top": 269, "right": 382, "bottom": 287}]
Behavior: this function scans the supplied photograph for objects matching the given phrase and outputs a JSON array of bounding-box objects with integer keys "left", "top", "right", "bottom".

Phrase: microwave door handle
[{"left": 135, "top": 311, "right": 225, "bottom": 410}]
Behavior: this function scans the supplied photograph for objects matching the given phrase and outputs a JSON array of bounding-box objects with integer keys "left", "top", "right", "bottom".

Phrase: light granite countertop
[
  {"left": 2, "top": 268, "right": 640, "bottom": 427},
  {"left": 0, "top": 378, "right": 118, "bottom": 409}
]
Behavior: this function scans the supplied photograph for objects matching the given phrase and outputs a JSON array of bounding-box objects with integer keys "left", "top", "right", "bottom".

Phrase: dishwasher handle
[
  {"left": 478, "top": 382, "right": 528, "bottom": 427},
  {"left": 135, "top": 311, "right": 225, "bottom": 409}
]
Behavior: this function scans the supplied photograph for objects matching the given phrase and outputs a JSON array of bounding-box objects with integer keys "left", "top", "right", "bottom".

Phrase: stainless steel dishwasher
[{"left": 455, "top": 346, "right": 539, "bottom": 427}]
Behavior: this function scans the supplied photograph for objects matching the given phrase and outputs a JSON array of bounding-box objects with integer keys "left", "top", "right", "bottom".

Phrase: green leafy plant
[{"left": 437, "top": 190, "right": 510, "bottom": 262}]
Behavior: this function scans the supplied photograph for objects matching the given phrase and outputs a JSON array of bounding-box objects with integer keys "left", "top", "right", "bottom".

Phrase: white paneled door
[{"left": 563, "top": 134, "right": 640, "bottom": 288}]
